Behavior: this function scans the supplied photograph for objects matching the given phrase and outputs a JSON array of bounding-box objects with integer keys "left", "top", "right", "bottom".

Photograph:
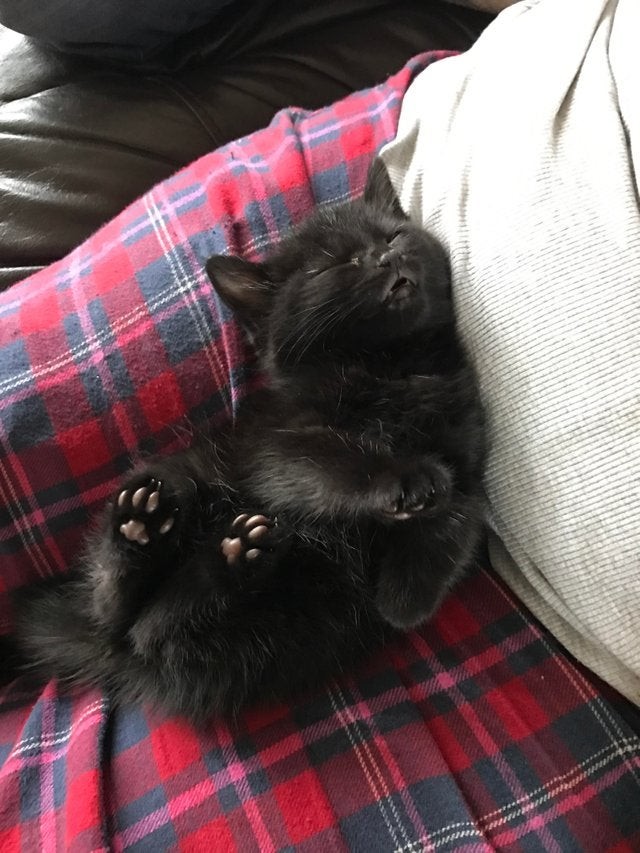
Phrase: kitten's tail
[{"left": 4, "top": 577, "right": 105, "bottom": 691}]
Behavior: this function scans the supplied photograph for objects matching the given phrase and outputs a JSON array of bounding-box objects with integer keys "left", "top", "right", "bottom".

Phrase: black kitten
[{"left": 1, "top": 162, "right": 486, "bottom": 721}]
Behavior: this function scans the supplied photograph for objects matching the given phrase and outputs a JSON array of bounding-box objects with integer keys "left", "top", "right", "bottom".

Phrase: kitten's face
[
  {"left": 206, "top": 161, "right": 452, "bottom": 370},
  {"left": 264, "top": 203, "right": 451, "bottom": 366}
]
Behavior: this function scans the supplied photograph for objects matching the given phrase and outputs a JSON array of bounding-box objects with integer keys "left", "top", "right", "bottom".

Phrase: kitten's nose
[{"left": 378, "top": 249, "right": 401, "bottom": 268}]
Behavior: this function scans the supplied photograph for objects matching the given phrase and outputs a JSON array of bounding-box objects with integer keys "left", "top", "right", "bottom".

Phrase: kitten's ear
[
  {"left": 206, "top": 255, "right": 273, "bottom": 326},
  {"left": 363, "top": 158, "right": 408, "bottom": 220}
]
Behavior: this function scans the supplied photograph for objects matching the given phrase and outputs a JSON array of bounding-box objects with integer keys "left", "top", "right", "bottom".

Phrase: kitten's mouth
[{"left": 383, "top": 276, "right": 415, "bottom": 305}]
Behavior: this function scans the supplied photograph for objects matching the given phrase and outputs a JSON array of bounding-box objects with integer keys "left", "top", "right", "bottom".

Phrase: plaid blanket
[{"left": 1, "top": 53, "right": 639, "bottom": 851}]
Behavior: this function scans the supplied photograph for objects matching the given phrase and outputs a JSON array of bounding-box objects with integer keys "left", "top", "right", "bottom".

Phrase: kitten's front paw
[
  {"left": 114, "top": 477, "right": 180, "bottom": 547},
  {"left": 221, "top": 513, "right": 280, "bottom": 566},
  {"left": 377, "top": 461, "right": 452, "bottom": 521}
]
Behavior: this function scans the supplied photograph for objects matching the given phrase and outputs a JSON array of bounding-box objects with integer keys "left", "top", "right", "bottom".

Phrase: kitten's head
[{"left": 206, "top": 160, "right": 451, "bottom": 371}]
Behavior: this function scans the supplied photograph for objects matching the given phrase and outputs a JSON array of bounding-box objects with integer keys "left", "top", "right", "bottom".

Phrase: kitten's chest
[{"left": 319, "top": 368, "right": 439, "bottom": 442}]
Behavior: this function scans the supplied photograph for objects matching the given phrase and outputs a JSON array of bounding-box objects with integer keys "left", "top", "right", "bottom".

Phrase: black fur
[{"left": 1, "top": 161, "right": 486, "bottom": 722}]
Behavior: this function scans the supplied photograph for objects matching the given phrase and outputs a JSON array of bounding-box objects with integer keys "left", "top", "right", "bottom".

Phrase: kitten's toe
[{"left": 118, "top": 479, "right": 162, "bottom": 513}]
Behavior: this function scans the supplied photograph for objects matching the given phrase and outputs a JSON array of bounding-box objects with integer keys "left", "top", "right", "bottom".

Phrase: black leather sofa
[{"left": 0, "top": 0, "right": 490, "bottom": 290}]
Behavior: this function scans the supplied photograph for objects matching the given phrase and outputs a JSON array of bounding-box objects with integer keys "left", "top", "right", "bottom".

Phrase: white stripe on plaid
[
  {"left": 5, "top": 700, "right": 105, "bottom": 763},
  {"left": 328, "top": 683, "right": 417, "bottom": 850},
  {"left": 394, "top": 738, "right": 640, "bottom": 851}
]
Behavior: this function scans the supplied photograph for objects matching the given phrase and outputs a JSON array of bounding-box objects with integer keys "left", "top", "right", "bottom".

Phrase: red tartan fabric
[{"left": 1, "top": 53, "right": 640, "bottom": 851}]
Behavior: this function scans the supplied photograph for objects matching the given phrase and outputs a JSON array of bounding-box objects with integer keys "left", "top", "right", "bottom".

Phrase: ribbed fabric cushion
[{"left": 381, "top": 0, "right": 640, "bottom": 705}]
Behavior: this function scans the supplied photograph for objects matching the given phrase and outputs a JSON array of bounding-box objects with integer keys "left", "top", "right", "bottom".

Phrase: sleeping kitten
[{"left": 1, "top": 162, "right": 486, "bottom": 721}]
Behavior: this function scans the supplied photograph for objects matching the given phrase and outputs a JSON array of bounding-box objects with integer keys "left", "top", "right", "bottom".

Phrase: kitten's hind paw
[
  {"left": 114, "top": 477, "right": 179, "bottom": 547},
  {"left": 221, "top": 513, "right": 280, "bottom": 566}
]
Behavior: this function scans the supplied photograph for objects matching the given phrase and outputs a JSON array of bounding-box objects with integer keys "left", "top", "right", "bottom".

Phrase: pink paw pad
[{"left": 221, "top": 514, "right": 274, "bottom": 565}]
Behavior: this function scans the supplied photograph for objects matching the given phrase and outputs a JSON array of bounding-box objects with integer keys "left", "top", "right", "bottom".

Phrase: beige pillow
[{"left": 381, "top": 0, "right": 640, "bottom": 704}]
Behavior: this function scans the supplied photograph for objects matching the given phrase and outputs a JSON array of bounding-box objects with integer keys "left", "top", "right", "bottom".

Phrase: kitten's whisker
[
  {"left": 288, "top": 294, "right": 342, "bottom": 318},
  {"left": 290, "top": 304, "right": 345, "bottom": 362},
  {"left": 275, "top": 295, "right": 344, "bottom": 356},
  {"left": 285, "top": 302, "right": 344, "bottom": 362}
]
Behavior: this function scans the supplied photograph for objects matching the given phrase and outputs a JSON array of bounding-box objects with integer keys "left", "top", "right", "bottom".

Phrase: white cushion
[{"left": 381, "top": 0, "right": 640, "bottom": 704}]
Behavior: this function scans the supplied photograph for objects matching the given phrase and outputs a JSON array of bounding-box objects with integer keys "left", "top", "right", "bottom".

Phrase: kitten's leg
[
  {"left": 89, "top": 451, "right": 228, "bottom": 632},
  {"left": 240, "top": 427, "right": 452, "bottom": 523},
  {"left": 372, "top": 502, "right": 483, "bottom": 629}
]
